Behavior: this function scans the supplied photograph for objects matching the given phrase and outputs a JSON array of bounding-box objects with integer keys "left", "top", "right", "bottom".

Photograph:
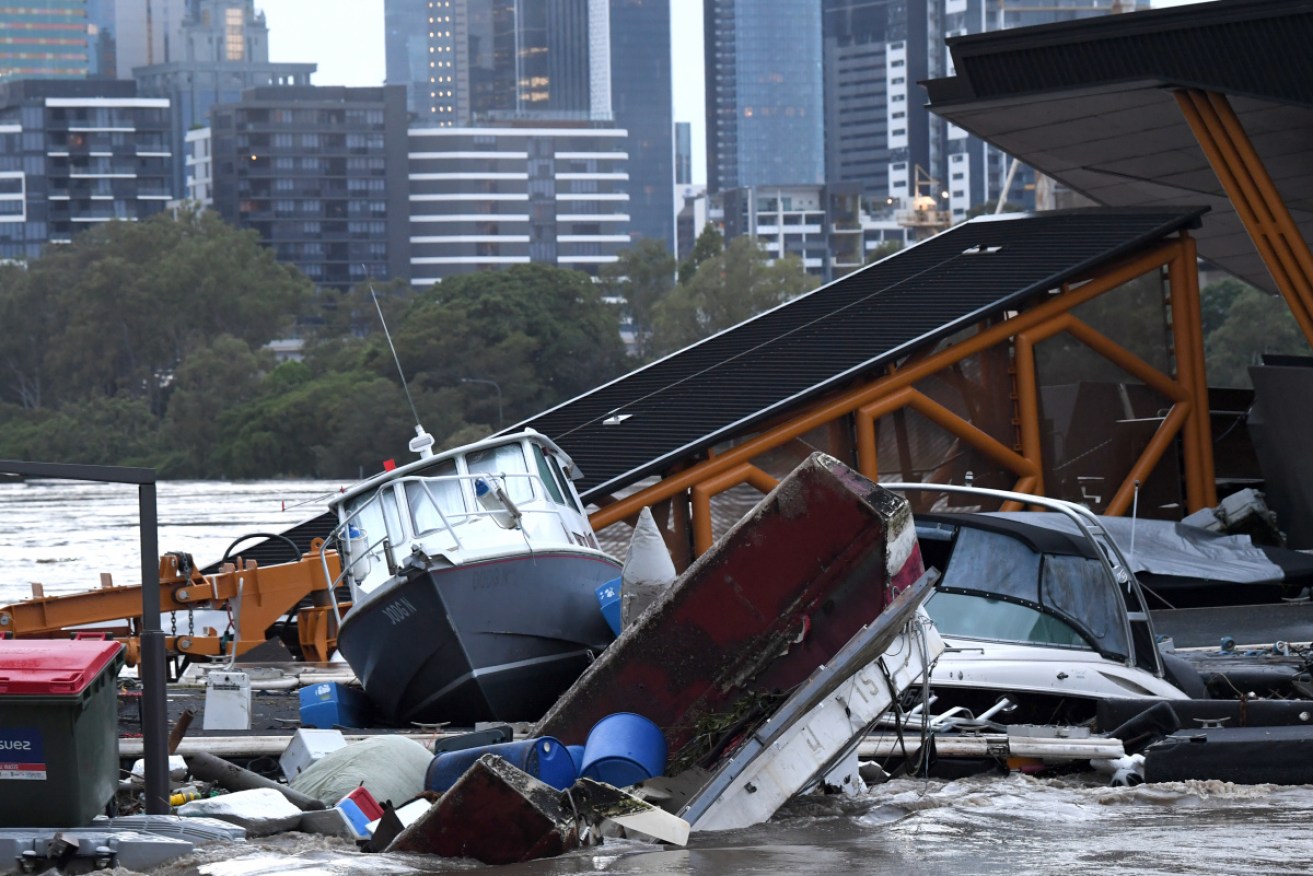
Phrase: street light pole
[{"left": 460, "top": 378, "right": 503, "bottom": 429}]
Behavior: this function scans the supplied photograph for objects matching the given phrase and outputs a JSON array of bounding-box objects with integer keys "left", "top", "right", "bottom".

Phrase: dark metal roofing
[
  {"left": 924, "top": 0, "right": 1313, "bottom": 296},
  {"left": 512, "top": 208, "right": 1205, "bottom": 503}
]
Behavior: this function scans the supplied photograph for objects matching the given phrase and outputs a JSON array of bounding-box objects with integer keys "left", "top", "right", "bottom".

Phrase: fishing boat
[{"left": 324, "top": 427, "right": 620, "bottom": 726}]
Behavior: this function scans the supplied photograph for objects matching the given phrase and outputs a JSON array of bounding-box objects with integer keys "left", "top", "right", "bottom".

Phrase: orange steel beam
[
  {"left": 1105, "top": 402, "right": 1193, "bottom": 516},
  {"left": 1013, "top": 330, "right": 1045, "bottom": 497},
  {"left": 589, "top": 239, "right": 1185, "bottom": 538},
  {"left": 1176, "top": 235, "right": 1218, "bottom": 507},
  {"left": 1021, "top": 310, "right": 1201, "bottom": 511},
  {"left": 0, "top": 551, "right": 339, "bottom": 662},
  {"left": 905, "top": 390, "right": 1038, "bottom": 479},
  {"left": 1167, "top": 243, "right": 1210, "bottom": 509},
  {"left": 1175, "top": 89, "right": 1313, "bottom": 346},
  {"left": 690, "top": 463, "right": 780, "bottom": 555},
  {"left": 1058, "top": 317, "right": 1187, "bottom": 403},
  {"left": 1207, "top": 91, "right": 1313, "bottom": 312}
]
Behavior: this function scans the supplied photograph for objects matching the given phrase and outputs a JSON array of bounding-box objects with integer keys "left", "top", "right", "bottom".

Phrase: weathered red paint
[{"left": 535, "top": 453, "right": 923, "bottom": 755}]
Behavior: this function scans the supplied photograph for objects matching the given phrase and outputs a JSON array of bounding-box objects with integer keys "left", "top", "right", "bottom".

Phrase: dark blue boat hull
[{"left": 336, "top": 551, "right": 620, "bottom": 726}]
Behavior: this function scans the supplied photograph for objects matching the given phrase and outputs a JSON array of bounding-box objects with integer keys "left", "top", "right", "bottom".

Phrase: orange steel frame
[
  {"left": 591, "top": 235, "right": 1217, "bottom": 559},
  {"left": 1175, "top": 89, "right": 1313, "bottom": 350},
  {"left": 591, "top": 89, "right": 1313, "bottom": 563}
]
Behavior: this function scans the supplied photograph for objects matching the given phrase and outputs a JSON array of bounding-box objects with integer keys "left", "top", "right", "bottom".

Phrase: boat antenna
[
  {"left": 370, "top": 282, "right": 434, "bottom": 458},
  {"left": 1128, "top": 478, "right": 1140, "bottom": 567}
]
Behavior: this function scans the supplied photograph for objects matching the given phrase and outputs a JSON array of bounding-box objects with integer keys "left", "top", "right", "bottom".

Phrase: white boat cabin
[{"left": 327, "top": 430, "right": 604, "bottom": 603}]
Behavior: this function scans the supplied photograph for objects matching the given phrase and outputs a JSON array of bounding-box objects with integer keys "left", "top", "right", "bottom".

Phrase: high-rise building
[
  {"left": 674, "top": 121, "right": 691, "bottom": 187},
  {"left": 387, "top": 0, "right": 607, "bottom": 125},
  {"left": 937, "top": 0, "right": 1149, "bottom": 221},
  {"left": 135, "top": 0, "right": 315, "bottom": 196},
  {"left": 206, "top": 85, "right": 411, "bottom": 290},
  {"left": 0, "top": 79, "right": 172, "bottom": 261},
  {"left": 85, "top": 0, "right": 188, "bottom": 80},
  {"left": 704, "top": 0, "right": 824, "bottom": 194},
  {"left": 387, "top": 0, "right": 672, "bottom": 250},
  {"left": 408, "top": 124, "right": 630, "bottom": 284},
  {"left": 822, "top": 0, "right": 933, "bottom": 208},
  {"left": 0, "top": 1, "right": 89, "bottom": 83},
  {"left": 608, "top": 0, "right": 673, "bottom": 249}
]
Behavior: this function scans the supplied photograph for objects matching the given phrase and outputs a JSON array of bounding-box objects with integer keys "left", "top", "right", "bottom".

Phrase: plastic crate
[
  {"left": 298, "top": 682, "right": 373, "bottom": 729},
  {"left": 0, "top": 640, "right": 124, "bottom": 827}
]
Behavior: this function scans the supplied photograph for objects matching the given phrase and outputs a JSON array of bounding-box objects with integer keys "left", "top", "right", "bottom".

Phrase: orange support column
[
  {"left": 1168, "top": 236, "right": 1217, "bottom": 510},
  {"left": 1013, "top": 331, "right": 1045, "bottom": 498},
  {"left": 1176, "top": 89, "right": 1313, "bottom": 347}
]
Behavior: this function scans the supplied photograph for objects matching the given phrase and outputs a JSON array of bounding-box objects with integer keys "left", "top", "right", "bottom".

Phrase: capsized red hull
[{"left": 535, "top": 453, "right": 924, "bottom": 755}]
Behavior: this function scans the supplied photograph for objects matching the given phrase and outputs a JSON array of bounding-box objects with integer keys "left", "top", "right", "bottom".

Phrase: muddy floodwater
[
  {"left": 170, "top": 775, "right": 1313, "bottom": 876},
  {"left": 4, "top": 481, "right": 1313, "bottom": 875}
]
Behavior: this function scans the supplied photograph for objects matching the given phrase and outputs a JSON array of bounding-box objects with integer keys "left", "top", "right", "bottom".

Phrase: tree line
[
  {"left": 0, "top": 211, "right": 816, "bottom": 479},
  {"left": 0, "top": 208, "right": 1299, "bottom": 480}
]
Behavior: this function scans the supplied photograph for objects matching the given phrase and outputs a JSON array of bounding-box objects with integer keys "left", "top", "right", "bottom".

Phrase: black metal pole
[
  {"left": 137, "top": 482, "right": 169, "bottom": 814},
  {"left": 0, "top": 460, "right": 168, "bottom": 814}
]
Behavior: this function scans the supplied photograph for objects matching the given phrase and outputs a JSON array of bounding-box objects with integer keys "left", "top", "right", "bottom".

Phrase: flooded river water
[{"left": 2, "top": 479, "right": 1312, "bottom": 875}]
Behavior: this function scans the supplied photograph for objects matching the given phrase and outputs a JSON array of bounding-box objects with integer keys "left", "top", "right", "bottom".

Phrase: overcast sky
[{"left": 256, "top": 0, "right": 1211, "bottom": 185}]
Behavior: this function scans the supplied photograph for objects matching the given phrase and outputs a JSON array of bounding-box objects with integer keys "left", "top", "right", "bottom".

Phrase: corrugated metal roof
[
  {"left": 925, "top": 0, "right": 1313, "bottom": 296},
  {"left": 513, "top": 208, "right": 1205, "bottom": 502}
]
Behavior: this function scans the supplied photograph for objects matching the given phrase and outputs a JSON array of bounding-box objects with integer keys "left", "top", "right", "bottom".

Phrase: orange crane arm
[{"left": 0, "top": 543, "right": 343, "bottom": 664}]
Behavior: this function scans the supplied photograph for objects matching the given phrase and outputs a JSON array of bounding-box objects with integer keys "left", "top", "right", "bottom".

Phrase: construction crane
[
  {"left": 992, "top": 0, "right": 1140, "bottom": 30},
  {"left": 895, "top": 165, "right": 952, "bottom": 240}
]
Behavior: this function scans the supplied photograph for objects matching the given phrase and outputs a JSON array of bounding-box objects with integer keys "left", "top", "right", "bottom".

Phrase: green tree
[
  {"left": 598, "top": 238, "right": 677, "bottom": 361},
  {"left": 1200, "top": 277, "right": 1248, "bottom": 336},
  {"left": 158, "top": 335, "right": 273, "bottom": 477},
  {"left": 387, "top": 264, "right": 628, "bottom": 430},
  {"left": 0, "top": 261, "right": 57, "bottom": 410},
  {"left": 678, "top": 224, "right": 724, "bottom": 286},
  {"left": 26, "top": 207, "right": 311, "bottom": 414},
  {"left": 651, "top": 236, "right": 819, "bottom": 357},
  {"left": 1204, "top": 283, "right": 1310, "bottom": 387}
]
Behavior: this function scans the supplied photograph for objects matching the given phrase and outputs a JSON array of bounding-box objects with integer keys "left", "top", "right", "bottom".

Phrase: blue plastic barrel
[
  {"left": 596, "top": 578, "right": 622, "bottom": 636},
  {"left": 568, "top": 744, "right": 586, "bottom": 776},
  {"left": 579, "top": 712, "right": 667, "bottom": 788},
  {"left": 425, "top": 737, "right": 577, "bottom": 792}
]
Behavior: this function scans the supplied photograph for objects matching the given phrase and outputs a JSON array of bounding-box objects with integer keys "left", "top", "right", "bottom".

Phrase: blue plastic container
[
  {"left": 579, "top": 712, "right": 667, "bottom": 788},
  {"left": 425, "top": 737, "right": 577, "bottom": 792},
  {"left": 299, "top": 682, "right": 373, "bottom": 729},
  {"left": 596, "top": 577, "right": 622, "bottom": 636},
  {"left": 568, "top": 744, "right": 586, "bottom": 776},
  {"left": 335, "top": 798, "right": 371, "bottom": 840}
]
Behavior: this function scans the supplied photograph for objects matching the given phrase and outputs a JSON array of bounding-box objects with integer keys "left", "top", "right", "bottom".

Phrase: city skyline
[
  {"left": 255, "top": 0, "right": 1208, "bottom": 188},
  {"left": 256, "top": 0, "right": 707, "bottom": 181}
]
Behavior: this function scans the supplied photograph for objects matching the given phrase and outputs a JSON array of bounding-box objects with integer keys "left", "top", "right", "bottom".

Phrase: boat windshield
[
  {"left": 404, "top": 459, "right": 463, "bottom": 536},
  {"left": 925, "top": 591, "right": 1091, "bottom": 650},
  {"left": 467, "top": 443, "right": 534, "bottom": 503},
  {"left": 937, "top": 526, "right": 1129, "bottom": 660}
]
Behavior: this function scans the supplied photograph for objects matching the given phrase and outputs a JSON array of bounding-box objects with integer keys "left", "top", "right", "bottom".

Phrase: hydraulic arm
[{"left": 0, "top": 540, "right": 344, "bottom": 663}]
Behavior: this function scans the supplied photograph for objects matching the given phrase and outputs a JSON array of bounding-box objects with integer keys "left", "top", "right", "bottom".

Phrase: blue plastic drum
[
  {"left": 425, "top": 737, "right": 577, "bottom": 792},
  {"left": 579, "top": 712, "right": 667, "bottom": 788}
]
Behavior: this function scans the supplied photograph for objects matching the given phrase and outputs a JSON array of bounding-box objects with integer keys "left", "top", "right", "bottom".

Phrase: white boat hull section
[
  {"left": 688, "top": 614, "right": 944, "bottom": 832},
  {"left": 931, "top": 639, "right": 1189, "bottom": 701}
]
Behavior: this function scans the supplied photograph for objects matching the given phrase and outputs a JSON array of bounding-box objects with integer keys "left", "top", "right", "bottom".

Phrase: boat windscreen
[
  {"left": 940, "top": 526, "right": 1129, "bottom": 660},
  {"left": 405, "top": 459, "right": 463, "bottom": 535},
  {"left": 467, "top": 443, "right": 533, "bottom": 503}
]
